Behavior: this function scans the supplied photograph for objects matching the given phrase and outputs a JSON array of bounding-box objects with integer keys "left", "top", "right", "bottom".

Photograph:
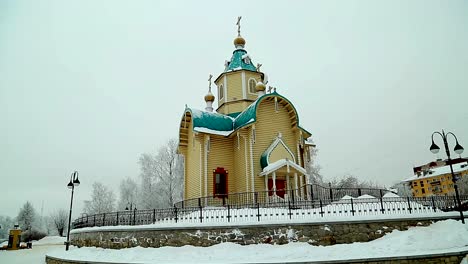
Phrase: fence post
[
  {"left": 102, "top": 213, "right": 106, "bottom": 226},
  {"left": 310, "top": 184, "right": 314, "bottom": 201},
  {"left": 254, "top": 192, "right": 258, "bottom": 205},
  {"left": 223, "top": 195, "right": 226, "bottom": 206},
  {"left": 431, "top": 196, "right": 436, "bottom": 212},
  {"left": 351, "top": 198, "right": 355, "bottom": 216},
  {"left": 133, "top": 208, "right": 136, "bottom": 225},
  {"left": 454, "top": 185, "right": 465, "bottom": 224},
  {"left": 358, "top": 188, "right": 362, "bottom": 196},
  {"left": 227, "top": 204, "right": 231, "bottom": 223},
  {"left": 328, "top": 182, "right": 333, "bottom": 201},
  {"left": 288, "top": 200, "right": 292, "bottom": 219},
  {"left": 407, "top": 197, "right": 412, "bottom": 214},
  {"left": 181, "top": 201, "right": 184, "bottom": 209},
  {"left": 152, "top": 209, "right": 156, "bottom": 224},
  {"left": 199, "top": 201, "right": 203, "bottom": 223},
  {"left": 93, "top": 215, "right": 96, "bottom": 227},
  {"left": 174, "top": 206, "right": 178, "bottom": 223},
  {"left": 291, "top": 189, "right": 296, "bottom": 208},
  {"left": 379, "top": 197, "right": 385, "bottom": 214},
  {"left": 257, "top": 199, "right": 260, "bottom": 222},
  {"left": 379, "top": 189, "right": 383, "bottom": 198},
  {"left": 116, "top": 212, "right": 119, "bottom": 226},
  {"left": 319, "top": 199, "right": 324, "bottom": 217}
]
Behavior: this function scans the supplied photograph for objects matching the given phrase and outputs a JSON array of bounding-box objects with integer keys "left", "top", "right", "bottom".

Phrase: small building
[
  {"left": 404, "top": 161, "right": 468, "bottom": 197},
  {"left": 177, "top": 20, "right": 314, "bottom": 202}
]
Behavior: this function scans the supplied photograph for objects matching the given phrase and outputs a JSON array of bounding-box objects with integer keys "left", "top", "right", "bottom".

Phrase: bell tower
[{"left": 214, "top": 17, "right": 264, "bottom": 116}]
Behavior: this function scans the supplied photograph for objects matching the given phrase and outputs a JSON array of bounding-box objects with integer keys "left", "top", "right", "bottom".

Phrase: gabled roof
[
  {"left": 260, "top": 136, "right": 296, "bottom": 169},
  {"left": 224, "top": 49, "right": 257, "bottom": 72},
  {"left": 181, "top": 92, "right": 311, "bottom": 137}
]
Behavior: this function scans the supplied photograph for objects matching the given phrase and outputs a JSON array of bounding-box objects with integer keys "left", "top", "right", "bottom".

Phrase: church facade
[{"left": 178, "top": 21, "right": 314, "bottom": 201}]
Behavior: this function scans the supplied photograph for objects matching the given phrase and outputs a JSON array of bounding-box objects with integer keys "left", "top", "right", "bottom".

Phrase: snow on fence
[{"left": 72, "top": 191, "right": 468, "bottom": 229}]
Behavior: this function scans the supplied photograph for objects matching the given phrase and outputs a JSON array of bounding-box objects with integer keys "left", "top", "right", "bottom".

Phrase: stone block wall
[{"left": 71, "top": 218, "right": 437, "bottom": 249}]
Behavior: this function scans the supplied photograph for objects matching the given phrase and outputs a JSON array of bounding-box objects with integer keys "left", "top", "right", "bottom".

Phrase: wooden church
[{"left": 178, "top": 18, "right": 314, "bottom": 202}]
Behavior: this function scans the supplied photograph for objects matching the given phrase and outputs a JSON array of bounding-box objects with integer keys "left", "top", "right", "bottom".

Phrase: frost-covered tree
[
  {"left": 391, "top": 182, "right": 412, "bottom": 197},
  {"left": 329, "top": 174, "right": 383, "bottom": 189},
  {"left": 17, "top": 201, "right": 37, "bottom": 231},
  {"left": 137, "top": 139, "right": 184, "bottom": 209},
  {"left": 83, "top": 182, "right": 115, "bottom": 214},
  {"left": 457, "top": 174, "right": 468, "bottom": 196},
  {"left": 50, "top": 209, "right": 68, "bottom": 236},
  {"left": 118, "top": 177, "right": 139, "bottom": 210},
  {"left": 305, "top": 141, "right": 323, "bottom": 185},
  {"left": 0, "top": 216, "right": 14, "bottom": 239}
]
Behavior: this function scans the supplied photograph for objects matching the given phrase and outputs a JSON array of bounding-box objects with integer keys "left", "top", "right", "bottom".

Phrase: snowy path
[
  {"left": 47, "top": 220, "right": 468, "bottom": 264},
  {"left": 0, "top": 236, "right": 65, "bottom": 264}
]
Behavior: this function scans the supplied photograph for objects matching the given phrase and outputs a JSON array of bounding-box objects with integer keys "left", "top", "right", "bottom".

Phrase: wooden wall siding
[
  {"left": 253, "top": 98, "right": 300, "bottom": 192},
  {"left": 232, "top": 130, "right": 250, "bottom": 193},
  {"left": 245, "top": 71, "right": 262, "bottom": 100},
  {"left": 269, "top": 143, "right": 295, "bottom": 164},
  {"left": 207, "top": 136, "right": 235, "bottom": 196},
  {"left": 184, "top": 121, "right": 203, "bottom": 200},
  {"left": 226, "top": 72, "right": 243, "bottom": 102}
]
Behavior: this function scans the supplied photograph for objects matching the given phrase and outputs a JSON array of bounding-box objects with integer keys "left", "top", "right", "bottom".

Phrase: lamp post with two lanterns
[
  {"left": 65, "top": 171, "right": 80, "bottom": 251},
  {"left": 429, "top": 129, "right": 464, "bottom": 224}
]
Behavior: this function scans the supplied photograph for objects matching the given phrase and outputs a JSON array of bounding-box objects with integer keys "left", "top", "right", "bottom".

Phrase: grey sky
[{"left": 1, "top": 0, "right": 467, "bottom": 219}]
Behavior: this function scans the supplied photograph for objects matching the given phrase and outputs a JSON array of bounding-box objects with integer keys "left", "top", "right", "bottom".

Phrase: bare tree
[
  {"left": 457, "top": 174, "right": 468, "bottom": 196},
  {"left": 83, "top": 182, "right": 115, "bottom": 214},
  {"left": 50, "top": 209, "right": 68, "bottom": 237},
  {"left": 154, "top": 139, "right": 184, "bottom": 207},
  {"left": 118, "top": 177, "right": 139, "bottom": 210}
]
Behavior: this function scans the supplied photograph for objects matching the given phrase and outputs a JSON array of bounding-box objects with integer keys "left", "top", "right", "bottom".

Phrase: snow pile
[
  {"left": 33, "top": 236, "right": 66, "bottom": 246},
  {"left": 47, "top": 220, "right": 468, "bottom": 263}
]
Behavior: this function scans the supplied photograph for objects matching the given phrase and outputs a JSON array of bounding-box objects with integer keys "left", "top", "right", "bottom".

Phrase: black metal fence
[
  {"left": 172, "top": 184, "right": 391, "bottom": 209},
  {"left": 72, "top": 185, "right": 467, "bottom": 229}
]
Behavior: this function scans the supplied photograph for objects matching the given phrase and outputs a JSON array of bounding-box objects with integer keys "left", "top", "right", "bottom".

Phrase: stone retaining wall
[
  {"left": 45, "top": 252, "right": 468, "bottom": 264},
  {"left": 70, "top": 217, "right": 454, "bottom": 249}
]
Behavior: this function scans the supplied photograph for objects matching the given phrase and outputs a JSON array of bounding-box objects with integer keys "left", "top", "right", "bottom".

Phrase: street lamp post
[
  {"left": 65, "top": 171, "right": 80, "bottom": 251},
  {"left": 430, "top": 129, "right": 464, "bottom": 224}
]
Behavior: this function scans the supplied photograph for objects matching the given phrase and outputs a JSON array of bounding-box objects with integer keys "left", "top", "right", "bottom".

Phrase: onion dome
[
  {"left": 256, "top": 81, "right": 266, "bottom": 92},
  {"left": 204, "top": 92, "right": 215, "bottom": 102},
  {"left": 234, "top": 36, "right": 246, "bottom": 48}
]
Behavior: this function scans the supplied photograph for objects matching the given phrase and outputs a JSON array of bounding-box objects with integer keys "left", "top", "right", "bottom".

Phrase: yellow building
[
  {"left": 404, "top": 162, "right": 468, "bottom": 197},
  {"left": 178, "top": 21, "right": 313, "bottom": 201}
]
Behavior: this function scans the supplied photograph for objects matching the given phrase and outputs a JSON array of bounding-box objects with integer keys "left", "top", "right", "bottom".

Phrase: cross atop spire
[
  {"left": 208, "top": 74, "right": 213, "bottom": 92},
  {"left": 236, "top": 16, "right": 242, "bottom": 37}
]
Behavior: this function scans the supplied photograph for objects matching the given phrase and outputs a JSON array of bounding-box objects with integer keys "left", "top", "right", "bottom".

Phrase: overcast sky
[{"left": 1, "top": 0, "right": 467, "bottom": 219}]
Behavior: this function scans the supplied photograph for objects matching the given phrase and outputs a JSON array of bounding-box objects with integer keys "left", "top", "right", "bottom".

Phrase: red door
[{"left": 268, "top": 179, "right": 286, "bottom": 198}]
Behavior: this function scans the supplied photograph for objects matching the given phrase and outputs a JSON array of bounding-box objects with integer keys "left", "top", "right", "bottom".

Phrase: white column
[
  {"left": 265, "top": 174, "right": 268, "bottom": 192},
  {"left": 294, "top": 173, "right": 298, "bottom": 197},
  {"left": 299, "top": 175, "right": 304, "bottom": 198},
  {"left": 272, "top": 171, "right": 277, "bottom": 192},
  {"left": 286, "top": 173, "right": 290, "bottom": 200}
]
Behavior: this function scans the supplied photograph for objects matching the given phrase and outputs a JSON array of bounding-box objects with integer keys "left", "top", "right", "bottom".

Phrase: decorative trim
[
  {"left": 247, "top": 77, "right": 257, "bottom": 95},
  {"left": 241, "top": 72, "right": 246, "bottom": 99},
  {"left": 223, "top": 75, "right": 227, "bottom": 103}
]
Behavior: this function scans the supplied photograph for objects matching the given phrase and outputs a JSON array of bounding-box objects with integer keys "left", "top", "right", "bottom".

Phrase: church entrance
[
  {"left": 268, "top": 179, "right": 285, "bottom": 198},
  {"left": 213, "top": 167, "right": 228, "bottom": 198}
]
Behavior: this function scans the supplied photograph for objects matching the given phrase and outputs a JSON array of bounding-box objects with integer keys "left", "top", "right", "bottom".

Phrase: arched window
[
  {"left": 219, "top": 84, "right": 224, "bottom": 100},
  {"left": 248, "top": 78, "right": 256, "bottom": 94}
]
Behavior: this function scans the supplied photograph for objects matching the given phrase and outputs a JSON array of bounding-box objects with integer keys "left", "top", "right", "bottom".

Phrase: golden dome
[
  {"left": 204, "top": 92, "right": 215, "bottom": 102},
  {"left": 234, "top": 36, "right": 246, "bottom": 47},
  {"left": 256, "top": 81, "right": 266, "bottom": 92}
]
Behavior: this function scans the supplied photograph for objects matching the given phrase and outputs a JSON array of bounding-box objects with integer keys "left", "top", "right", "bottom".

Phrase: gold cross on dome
[{"left": 236, "top": 16, "right": 242, "bottom": 36}]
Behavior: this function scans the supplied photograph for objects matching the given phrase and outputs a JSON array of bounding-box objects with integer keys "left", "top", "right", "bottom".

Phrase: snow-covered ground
[
  {"left": 48, "top": 220, "right": 468, "bottom": 263},
  {"left": 0, "top": 236, "right": 65, "bottom": 264}
]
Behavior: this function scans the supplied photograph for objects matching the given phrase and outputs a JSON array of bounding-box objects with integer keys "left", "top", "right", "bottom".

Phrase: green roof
[
  {"left": 183, "top": 92, "right": 312, "bottom": 136},
  {"left": 225, "top": 49, "right": 257, "bottom": 72}
]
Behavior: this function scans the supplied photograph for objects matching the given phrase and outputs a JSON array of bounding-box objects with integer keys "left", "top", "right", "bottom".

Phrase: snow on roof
[
  {"left": 259, "top": 159, "right": 307, "bottom": 176},
  {"left": 341, "top": 195, "right": 354, "bottom": 200},
  {"left": 403, "top": 162, "right": 468, "bottom": 182},
  {"left": 194, "top": 127, "right": 233, "bottom": 136},
  {"left": 357, "top": 194, "right": 375, "bottom": 199},
  {"left": 383, "top": 192, "right": 400, "bottom": 198}
]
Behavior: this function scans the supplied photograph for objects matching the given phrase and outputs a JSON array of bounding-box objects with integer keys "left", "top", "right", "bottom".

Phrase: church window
[
  {"left": 219, "top": 85, "right": 224, "bottom": 100},
  {"left": 213, "top": 167, "right": 228, "bottom": 197},
  {"left": 248, "top": 78, "right": 256, "bottom": 94}
]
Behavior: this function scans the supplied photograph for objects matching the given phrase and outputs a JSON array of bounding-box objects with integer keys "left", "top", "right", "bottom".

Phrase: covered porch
[{"left": 259, "top": 158, "right": 309, "bottom": 201}]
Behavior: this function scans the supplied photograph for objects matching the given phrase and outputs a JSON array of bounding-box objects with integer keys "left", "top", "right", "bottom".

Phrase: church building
[{"left": 177, "top": 19, "right": 314, "bottom": 202}]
